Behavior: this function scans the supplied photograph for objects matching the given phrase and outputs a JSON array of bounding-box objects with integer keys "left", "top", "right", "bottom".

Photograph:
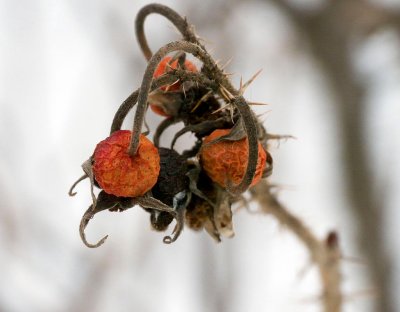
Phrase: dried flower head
[{"left": 70, "top": 3, "right": 274, "bottom": 248}]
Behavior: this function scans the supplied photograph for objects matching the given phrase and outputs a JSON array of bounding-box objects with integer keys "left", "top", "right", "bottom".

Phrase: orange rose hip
[
  {"left": 153, "top": 56, "right": 197, "bottom": 91},
  {"left": 200, "top": 129, "right": 267, "bottom": 188},
  {"left": 150, "top": 56, "right": 197, "bottom": 116},
  {"left": 93, "top": 130, "right": 160, "bottom": 197}
]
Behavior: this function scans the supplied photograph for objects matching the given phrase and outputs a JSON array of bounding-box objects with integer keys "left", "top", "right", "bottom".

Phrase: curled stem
[
  {"left": 154, "top": 117, "right": 178, "bottom": 147},
  {"left": 135, "top": 3, "right": 200, "bottom": 60},
  {"left": 69, "top": 174, "right": 88, "bottom": 196},
  {"left": 79, "top": 204, "right": 110, "bottom": 248}
]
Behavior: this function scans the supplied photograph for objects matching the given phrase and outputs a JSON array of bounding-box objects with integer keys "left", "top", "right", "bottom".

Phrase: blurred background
[{"left": 1, "top": 0, "right": 400, "bottom": 311}]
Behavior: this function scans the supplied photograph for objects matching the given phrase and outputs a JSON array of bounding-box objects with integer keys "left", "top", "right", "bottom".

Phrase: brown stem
[
  {"left": 153, "top": 117, "right": 178, "bottom": 147},
  {"left": 135, "top": 3, "right": 200, "bottom": 60},
  {"left": 251, "top": 181, "right": 342, "bottom": 312},
  {"left": 110, "top": 71, "right": 216, "bottom": 134},
  {"left": 68, "top": 174, "right": 88, "bottom": 196}
]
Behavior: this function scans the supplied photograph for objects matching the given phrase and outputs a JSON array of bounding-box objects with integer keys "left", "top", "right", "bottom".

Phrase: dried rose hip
[
  {"left": 153, "top": 56, "right": 197, "bottom": 91},
  {"left": 200, "top": 129, "right": 267, "bottom": 188},
  {"left": 93, "top": 130, "right": 160, "bottom": 197},
  {"left": 150, "top": 56, "right": 197, "bottom": 116}
]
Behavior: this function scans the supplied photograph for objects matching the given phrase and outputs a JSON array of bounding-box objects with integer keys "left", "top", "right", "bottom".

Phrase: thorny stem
[
  {"left": 251, "top": 181, "right": 342, "bottom": 312},
  {"left": 110, "top": 71, "right": 216, "bottom": 134},
  {"left": 128, "top": 41, "right": 214, "bottom": 157},
  {"left": 129, "top": 40, "right": 259, "bottom": 194},
  {"left": 135, "top": 3, "right": 200, "bottom": 61}
]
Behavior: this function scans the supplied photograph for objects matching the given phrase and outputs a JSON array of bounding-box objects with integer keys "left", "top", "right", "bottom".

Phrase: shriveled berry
[
  {"left": 93, "top": 130, "right": 160, "bottom": 197},
  {"left": 200, "top": 129, "right": 267, "bottom": 188},
  {"left": 152, "top": 148, "right": 189, "bottom": 206},
  {"left": 150, "top": 56, "right": 197, "bottom": 116}
]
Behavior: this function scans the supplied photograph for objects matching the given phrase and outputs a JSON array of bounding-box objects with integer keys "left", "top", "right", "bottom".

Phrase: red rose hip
[
  {"left": 200, "top": 129, "right": 267, "bottom": 188},
  {"left": 93, "top": 130, "right": 160, "bottom": 197},
  {"left": 150, "top": 56, "right": 197, "bottom": 117}
]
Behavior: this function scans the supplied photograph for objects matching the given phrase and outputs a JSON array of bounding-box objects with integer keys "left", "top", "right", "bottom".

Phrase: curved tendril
[
  {"left": 136, "top": 196, "right": 184, "bottom": 244},
  {"left": 79, "top": 205, "right": 109, "bottom": 248},
  {"left": 154, "top": 117, "right": 178, "bottom": 148},
  {"left": 110, "top": 90, "right": 139, "bottom": 134},
  {"left": 162, "top": 213, "right": 184, "bottom": 244},
  {"left": 82, "top": 158, "right": 97, "bottom": 208},
  {"left": 69, "top": 174, "right": 88, "bottom": 196},
  {"left": 170, "top": 117, "right": 228, "bottom": 149},
  {"left": 135, "top": 3, "right": 199, "bottom": 61}
]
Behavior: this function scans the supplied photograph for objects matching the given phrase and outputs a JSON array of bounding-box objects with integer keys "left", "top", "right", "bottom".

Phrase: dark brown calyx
[
  {"left": 152, "top": 148, "right": 189, "bottom": 206},
  {"left": 148, "top": 148, "right": 189, "bottom": 231}
]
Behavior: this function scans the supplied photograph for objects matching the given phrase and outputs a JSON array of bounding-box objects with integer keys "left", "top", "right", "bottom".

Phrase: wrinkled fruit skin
[
  {"left": 150, "top": 56, "right": 197, "bottom": 116},
  {"left": 93, "top": 130, "right": 160, "bottom": 197},
  {"left": 200, "top": 129, "right": 267, "bottom": 188}
]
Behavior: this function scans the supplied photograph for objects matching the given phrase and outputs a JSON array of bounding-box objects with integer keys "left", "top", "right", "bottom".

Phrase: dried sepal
[
  {"left": 79, "top": 191, "right": 184, "bottom": 248},
  {"left": 79, "top": 191, "right": 135, "bottom": 248},
  {"left": 82, "top": 157, "right": 97, "bottom": 208},
  {"left": 213, "top": 186, "right": 235, "bottom": 238},
  {"left": 68, "top": 174, "right": 88, "bottom": 196},
  {"left": 202, "top": 118, "right": 246, "bottom": 147},
  {"left": 136, "top": 195, "right": 184, "bottom": 244},
  {"left": 185, "top": 163, "right": 226, "bottom": 241}
]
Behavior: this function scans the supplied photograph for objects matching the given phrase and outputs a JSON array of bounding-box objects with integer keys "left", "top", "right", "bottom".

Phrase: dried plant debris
[{"left": 69, "top": 3, "right": 274, "bottom": 248}]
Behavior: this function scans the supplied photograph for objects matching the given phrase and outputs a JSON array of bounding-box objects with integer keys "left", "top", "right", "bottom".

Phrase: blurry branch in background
[
  {"left": 265, "top": 0, "right": 400, "bottom": 311},
  {"left": 251, "top": 181, "right": 342, "bottom": 312}
]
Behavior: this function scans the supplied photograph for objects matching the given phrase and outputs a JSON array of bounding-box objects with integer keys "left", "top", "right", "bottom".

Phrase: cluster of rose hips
[{"left": 70, "top": 4, "right": 273, "bottom": 247}]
